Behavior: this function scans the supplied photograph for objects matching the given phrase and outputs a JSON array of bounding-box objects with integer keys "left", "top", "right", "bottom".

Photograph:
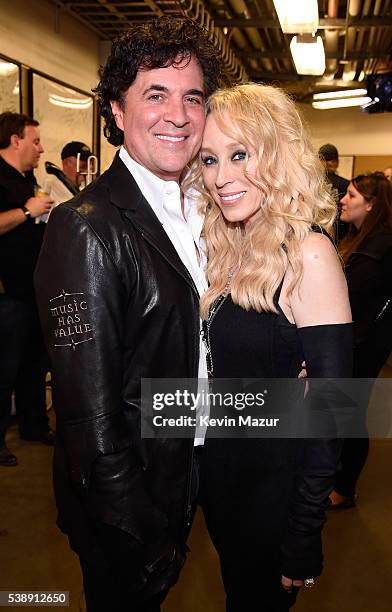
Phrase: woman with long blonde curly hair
[{"left": 192, "top": 84, "right": 353, "bottom": 610}]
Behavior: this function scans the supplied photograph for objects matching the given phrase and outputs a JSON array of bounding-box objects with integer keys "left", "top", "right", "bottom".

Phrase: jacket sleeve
[
  {"left": 346, "top": 251, "right": 392, "bottom": 344},
  {"left": 34, "top": 204, "right": 168, "bottom": 545},
  {"left": 280, "top": 322, "right": 353, "bottom": 579}
]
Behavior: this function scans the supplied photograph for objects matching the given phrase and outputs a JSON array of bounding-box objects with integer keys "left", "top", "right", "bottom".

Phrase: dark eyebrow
[
  {"left": 142, "top": 84, "right": 168, "bottom": 95},
  {"left": 186, "top": 89, "right": 205, "bottom": 100},
  {"left": 142, "top": 84, "right": 204, "bottom": 100}
]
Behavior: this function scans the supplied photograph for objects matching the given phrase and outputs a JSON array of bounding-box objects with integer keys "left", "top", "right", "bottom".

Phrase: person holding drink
[{"left": 0, "top": 112, "right": 54, "bottom": 467}]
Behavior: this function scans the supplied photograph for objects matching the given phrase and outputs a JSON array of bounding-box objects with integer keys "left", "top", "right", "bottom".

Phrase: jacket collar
[{"left": 104, "top": 152, "right": 199, "bottom": 295}]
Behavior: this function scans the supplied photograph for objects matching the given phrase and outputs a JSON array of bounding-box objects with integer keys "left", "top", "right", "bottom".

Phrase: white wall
[
  {"left": 0, "top": 0, "right": 99, "bottom": 93},
  {"left": 300, "top": 104, "right": 392, "bottom": 156},
  {"left": 0, "top": 0, "right": 115, "bottom": 176}
]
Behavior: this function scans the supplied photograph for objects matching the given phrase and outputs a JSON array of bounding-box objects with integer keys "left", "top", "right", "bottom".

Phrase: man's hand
[
  {"left": 25, "top": 195, "right": 54, "bottom": 218},
  {"left": 92, "top": 520, "right": 186, "bottom": 599},
  {"left": 142, "top": 540, "right": 187, "bottom": 597},
  {"left": 281, "top": 575, "right": 304, "bottom": 592},
  {"left": 0, "top": 196, "right": 54, "bottom": 235}
]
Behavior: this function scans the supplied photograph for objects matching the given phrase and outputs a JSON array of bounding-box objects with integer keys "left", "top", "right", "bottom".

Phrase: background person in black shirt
[
  {"left": 319, "top": 143, "right": 350, "bottom": 243},
  {"left": 0, "top": 112, "right": 54, "bottom": 467}
]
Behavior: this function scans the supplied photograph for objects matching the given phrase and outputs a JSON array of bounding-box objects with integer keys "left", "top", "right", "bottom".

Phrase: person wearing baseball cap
[
  {"left": 319, "top": 143, "right": 349, "bottom": 242},
  {"left": 61, "top": 141, "right": 91, "bottom": 189},
  {"left": 41, "top": 141, "right": 92, "bottom": 218}
]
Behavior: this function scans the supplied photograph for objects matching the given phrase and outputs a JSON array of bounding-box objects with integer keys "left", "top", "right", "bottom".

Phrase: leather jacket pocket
[
  {"left": 59, "top": 409, "right": 131, "bottom": 489},
  {"left": 87, "top": 444, "right": 169, "bottom": 544},
  {"left": 59, "top": 410, "right": 169, "bottom": 544}
]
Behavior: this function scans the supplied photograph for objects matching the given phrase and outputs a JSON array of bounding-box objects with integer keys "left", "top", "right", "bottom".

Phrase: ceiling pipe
[
  {"left": 365, "top": 0, "right": 382, "bottom": 74},
  {"left": 346, "top": 0, "right": 361, "bottom": 52},
  {"left": 323, "top": 0, "right": 339, "bottom": 80},
  {"left": 349, "top": 0, "right": 362, "bottom": 15},
  {"left": 356, "top": 0, "right": 372, "bottom": 53},
  {"left": 180, "top": 0, "right": 247, "bottom": 79},
  {"left": 204, "top": 0, "right": 249, "bottom": 69},
  {"left": 361, "top": 0, "right": 372, "bottom": 75},
  {"left": 328, "top": 0, "right": 339, "bottom": 18},
  {"left": 343, "top": 0, "right": 362, "bottom": 80},
  {"left": 229, "top": 0, "right": 274, "bottom": 72},
  {"left": 348, "top": 0, "right": 366, "bottom": 81}
]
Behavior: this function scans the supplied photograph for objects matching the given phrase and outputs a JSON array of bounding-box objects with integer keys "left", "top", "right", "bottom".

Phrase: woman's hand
[{"left": 281, "top": 575, "right": 304, "bottom": 592}]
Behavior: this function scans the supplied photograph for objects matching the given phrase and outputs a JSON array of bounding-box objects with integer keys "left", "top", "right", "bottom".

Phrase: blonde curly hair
[{"left": 186, "top": 83, "right": 336, "bottom": 319}]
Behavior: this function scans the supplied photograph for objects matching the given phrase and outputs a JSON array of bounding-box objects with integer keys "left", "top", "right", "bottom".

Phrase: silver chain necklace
[{"left": 201, "top": 272, "right": 233, "bottom": 377}]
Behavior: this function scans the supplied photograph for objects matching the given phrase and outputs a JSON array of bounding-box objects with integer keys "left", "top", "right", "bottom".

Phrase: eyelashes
[
  {"left": 201, "top": 155, "right": 216, "bottom": 166},
  {"left": 232, "top": 150, "right": 247, "bottom": 161},
  {"left": 201, "top": 150, "right": 248, "bottom": 167}
]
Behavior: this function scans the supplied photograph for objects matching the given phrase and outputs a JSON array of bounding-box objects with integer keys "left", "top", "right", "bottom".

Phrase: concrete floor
[{"left": 1, "top": 368, "right": 391, "bottom": 612}]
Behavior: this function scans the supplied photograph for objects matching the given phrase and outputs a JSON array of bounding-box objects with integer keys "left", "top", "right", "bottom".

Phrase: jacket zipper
[
  {"left": 135, "top": 223, "right": 200, "bottom": 529},
  {"left": 184, "top": 308, "right": 200, "bottom": 528}
]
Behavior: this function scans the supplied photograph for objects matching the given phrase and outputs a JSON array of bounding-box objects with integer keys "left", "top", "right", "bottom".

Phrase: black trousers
[
  {"left": 0, "top": 295, "right": 49, "bottom": 444},
  {"left": 200, "top": 439, "right": 300, "bottom": 612},
  {"left": 78, "top": 447, "right": 202, "bottom": 612},
  {"left": 334, "top": 339, "right": 391, "bottom": 497},
  {"left": 214, "top": 547, "right": 299, "bottom": 612},
  {"left": 79, "top": 555, "right": 168, "bottom": 612}
]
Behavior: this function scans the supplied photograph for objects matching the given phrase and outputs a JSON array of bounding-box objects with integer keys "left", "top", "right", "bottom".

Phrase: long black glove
[{"left": 280, "top": 322, "right": 353, "bottom": 580}]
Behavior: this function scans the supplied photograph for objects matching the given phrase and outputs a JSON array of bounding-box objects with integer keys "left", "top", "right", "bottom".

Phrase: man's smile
[{"left": 155, "top": 134, "right": 187, "bottom": 142}]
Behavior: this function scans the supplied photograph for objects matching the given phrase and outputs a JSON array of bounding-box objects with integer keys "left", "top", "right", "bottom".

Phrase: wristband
[{"left": 21, "top": 205, "right": 31, "bottom": 218}]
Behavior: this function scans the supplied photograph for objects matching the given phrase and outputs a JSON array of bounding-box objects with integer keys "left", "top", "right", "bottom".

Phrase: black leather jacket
[{"left": 35, "top": 154, "right": 200, "bottom": 581}]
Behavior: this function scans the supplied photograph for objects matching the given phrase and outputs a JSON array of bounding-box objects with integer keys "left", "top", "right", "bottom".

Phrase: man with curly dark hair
[
  {"left": 95, "top": 18, "right": 221, "bottom": 148},
  {"left": 35, "top": 15, "right": 222, "bottom": 612}
]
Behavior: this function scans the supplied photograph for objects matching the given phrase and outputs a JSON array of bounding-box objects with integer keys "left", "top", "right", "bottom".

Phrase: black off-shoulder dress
[{"left": 200, "top": 288, "right": 352, "bottom": 612}]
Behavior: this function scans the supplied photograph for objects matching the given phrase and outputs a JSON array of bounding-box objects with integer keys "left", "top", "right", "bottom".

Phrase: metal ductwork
[
  {"left": 228, "top": 0, "right": 274, "bottom": 72},
  {"left": 50, "top": 0, "right": 392, "bottom": 94},
  {"left": 179, "top": 0, "right": 247, "bottom": 81},
  {"left": 343, "top": 0, "right": 362, "bottom": 81}
]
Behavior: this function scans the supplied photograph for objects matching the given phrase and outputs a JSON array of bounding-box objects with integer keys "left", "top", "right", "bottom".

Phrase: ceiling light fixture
[
  {"left": 273, "top": 0, "right": 319, "bottom": 34},
  {"left": 290, "top": 35, "right": 325, "bottom": 75},
  {"left": 312, "top": 97, "right": 372, "bottom": 109},
  {"left": 313, "top": 88, "right": 367, "bottom": 100}
]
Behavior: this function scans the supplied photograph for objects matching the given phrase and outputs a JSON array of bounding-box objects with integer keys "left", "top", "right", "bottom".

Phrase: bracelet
[{"left": 21, "top": 205, "right": 31, "bottom": 218}]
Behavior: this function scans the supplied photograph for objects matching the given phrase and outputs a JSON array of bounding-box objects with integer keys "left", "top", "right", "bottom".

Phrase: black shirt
[
  {"left": 326, "top": 171, "right": 350, "bottom": 243},
  {"left": 0, "top": 155, "right": 45, "bottom": 298},
  {"left": 326, "top": 171, "right": 349, "bottom": 202}
]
